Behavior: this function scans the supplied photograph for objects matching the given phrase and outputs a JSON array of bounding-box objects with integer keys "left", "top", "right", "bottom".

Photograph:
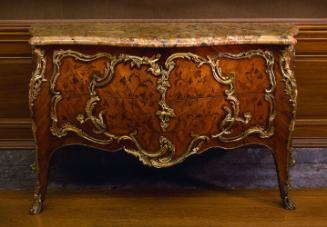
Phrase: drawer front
[{"left": 49, "top": 48, "right": 277, "bottom": 167}]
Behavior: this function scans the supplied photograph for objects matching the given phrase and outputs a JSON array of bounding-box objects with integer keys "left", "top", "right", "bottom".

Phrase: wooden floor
[{"left": 1, "top": 189, "right": 327, "bottom": 227}]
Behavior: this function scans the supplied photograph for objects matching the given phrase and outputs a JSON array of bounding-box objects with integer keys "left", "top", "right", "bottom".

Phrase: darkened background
[{"left": 0, "top": 0, "right": 326, "bottom": 19}]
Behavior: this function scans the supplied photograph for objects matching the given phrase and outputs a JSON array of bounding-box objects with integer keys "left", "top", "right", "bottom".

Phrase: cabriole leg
[
  {"left": 273, "top": 145, "right": 296, "bottom": 210},
  {"left": 30, "top": 145, "right": 50, "bottom": 215}
]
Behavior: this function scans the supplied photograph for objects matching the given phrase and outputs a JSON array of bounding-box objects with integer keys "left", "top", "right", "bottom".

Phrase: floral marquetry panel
[
  {"left": 50, "top": 48, "right": 276, "bottom": 161},
  {"left": 29, "top": 23, "right": 298, "bottom": 214}
]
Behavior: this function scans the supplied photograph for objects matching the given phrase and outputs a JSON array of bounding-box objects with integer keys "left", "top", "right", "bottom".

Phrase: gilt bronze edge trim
[
  {"left": 28, "top": 47, "right": 46, "bottom": 214},
  {"left": 280, "top": 45, "right": 298, "bottom": 190},
  {"left": 28, "top": 48, "right": 46, "bottom": 116}
]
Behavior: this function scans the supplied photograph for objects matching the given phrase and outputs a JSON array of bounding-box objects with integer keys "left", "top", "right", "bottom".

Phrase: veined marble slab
[{"left": 30, "top": 23, "right": 298, "bottom": 47}]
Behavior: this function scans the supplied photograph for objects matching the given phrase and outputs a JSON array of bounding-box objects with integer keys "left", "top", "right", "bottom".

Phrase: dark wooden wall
[
  {"left": 0, "top": 0, "right": 326, "bottom": 19},
  {"left": 0, "top": 20, "right": 326, "bottom": 149},
  {"left": 0, "top": 1, "right": 325, "bottom": 149}
]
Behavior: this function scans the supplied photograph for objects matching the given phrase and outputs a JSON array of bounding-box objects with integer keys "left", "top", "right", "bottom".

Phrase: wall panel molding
[{"left": 0, "top": 20, "right": 326, "bottom": 148}]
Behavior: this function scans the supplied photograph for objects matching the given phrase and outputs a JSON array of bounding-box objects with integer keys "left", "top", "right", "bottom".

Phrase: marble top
[{"left": 30, "top": 23, "right": 298, "bottom": 47}]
